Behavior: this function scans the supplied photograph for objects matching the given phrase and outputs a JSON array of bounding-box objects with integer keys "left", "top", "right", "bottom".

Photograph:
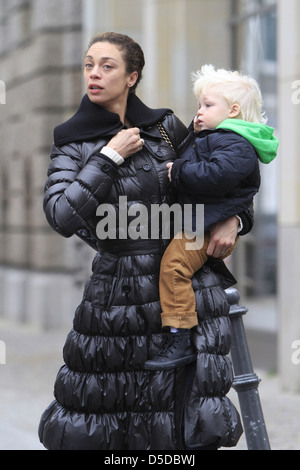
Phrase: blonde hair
[{"left": 192, "top": 64, "right": 267, "bottom": 124}]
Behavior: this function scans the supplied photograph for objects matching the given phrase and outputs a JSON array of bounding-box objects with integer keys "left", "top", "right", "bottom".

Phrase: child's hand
[
  {"left": 166, "top": 162, "right": 173, "bottom": 181},
  {"left": 193, "top": 115, "right": 201, "bottom": 133}
]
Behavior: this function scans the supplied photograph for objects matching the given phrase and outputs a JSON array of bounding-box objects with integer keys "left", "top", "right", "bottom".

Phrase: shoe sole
[{"left": 144, "top": 354, "right": 197, "bottom": 371}]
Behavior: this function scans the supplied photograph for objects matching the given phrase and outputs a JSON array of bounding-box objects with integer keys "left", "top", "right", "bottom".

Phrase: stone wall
[{"left": 0, "top": 0, "right": 93, "bottom": 329}]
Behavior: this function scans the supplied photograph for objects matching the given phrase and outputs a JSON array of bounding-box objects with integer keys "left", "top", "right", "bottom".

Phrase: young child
[{"left": 144, "top": 64, "right": 279, "bottom": 370}]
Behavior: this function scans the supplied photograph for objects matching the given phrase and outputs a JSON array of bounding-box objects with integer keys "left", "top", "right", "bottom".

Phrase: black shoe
[{"left": 144, "top": 329, "right": 196, "bottom": 370}]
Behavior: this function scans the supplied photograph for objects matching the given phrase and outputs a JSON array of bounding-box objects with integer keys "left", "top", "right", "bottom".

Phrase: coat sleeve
[
  {"left": 171, "top": 133, "right": 259, "bottom": 196},
  {"left": 238, "top": 201, "right": 254, "bottom": 236},
  {"left": 43, "top": 143, "right": 118, "bottom": 238}
]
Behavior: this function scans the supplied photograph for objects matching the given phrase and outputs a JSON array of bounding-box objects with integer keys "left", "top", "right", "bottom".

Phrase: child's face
[{"left": 195, "top": 86, "right": 234, "bottom": 131}]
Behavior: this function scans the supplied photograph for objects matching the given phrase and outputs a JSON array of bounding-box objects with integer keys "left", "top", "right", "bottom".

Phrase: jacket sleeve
[
  {"left": 171, "top": 133, "right": 258, "bottom": 196},
  {"left": 43, "top": 143, "right": 118, "bottom": 238},
  {"left": 238, "top": 201, "right": 254, "bottom": 236}
]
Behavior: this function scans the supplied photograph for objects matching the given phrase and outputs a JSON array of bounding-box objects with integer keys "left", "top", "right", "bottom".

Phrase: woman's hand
[
  {"left": 106, "top": 127, "right": 144, "bottom": 159},
  {"left": 207, "top": 216, "right": 239, "bottom": 258}
]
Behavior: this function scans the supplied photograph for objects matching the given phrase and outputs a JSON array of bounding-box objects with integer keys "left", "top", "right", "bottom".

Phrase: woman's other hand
[
  {"left": 107, "top": 127, "right": 144, "bottom": 159},
  {"left": 207, "top": 216, "right": 239, "bottom": 258}
]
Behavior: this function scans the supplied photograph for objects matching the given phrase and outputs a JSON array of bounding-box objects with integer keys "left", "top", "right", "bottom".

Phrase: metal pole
[{"left": 226, "top": 287, "right": 271, "bottom": 450}]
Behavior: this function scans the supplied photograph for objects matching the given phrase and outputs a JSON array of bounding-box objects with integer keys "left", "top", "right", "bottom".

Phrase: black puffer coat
[{"left": 38, "top": 94, "right": 247, "bottom": 450}]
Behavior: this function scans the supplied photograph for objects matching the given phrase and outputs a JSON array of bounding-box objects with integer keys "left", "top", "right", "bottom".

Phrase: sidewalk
[
  {"left": 0, "top": 318, "right": 300, "bottom": 451},
  {"left": 0, "top": 319, "right": 67, "bottom": 450}
]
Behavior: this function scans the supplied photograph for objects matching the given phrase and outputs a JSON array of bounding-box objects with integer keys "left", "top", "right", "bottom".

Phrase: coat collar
[{"left": 54, "top": 93, "right": 172, "bottom": 146}]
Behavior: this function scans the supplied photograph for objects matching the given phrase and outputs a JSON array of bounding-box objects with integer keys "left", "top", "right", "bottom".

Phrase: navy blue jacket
[{"left": 171, "top": 128, "right": 261, "bottom": 232}]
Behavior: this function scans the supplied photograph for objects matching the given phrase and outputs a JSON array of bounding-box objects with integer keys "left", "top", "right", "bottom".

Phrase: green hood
[{"left": 217, "top": 119, "right": 279, "bottom": 164}]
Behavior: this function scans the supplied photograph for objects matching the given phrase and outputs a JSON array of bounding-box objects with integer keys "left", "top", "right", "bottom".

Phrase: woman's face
[{"left": 84, "top": 41, "right": 137, "bottom": 111}]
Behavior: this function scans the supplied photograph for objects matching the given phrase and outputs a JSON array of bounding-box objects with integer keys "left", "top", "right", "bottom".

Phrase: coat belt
[{"left": 97, "top": 238, "right": 163, "bottom": 256}]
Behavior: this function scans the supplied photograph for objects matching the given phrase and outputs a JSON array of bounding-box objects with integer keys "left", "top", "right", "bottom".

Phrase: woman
[{"left": 38, "top": 32, "right": 250, "bottom": 450}]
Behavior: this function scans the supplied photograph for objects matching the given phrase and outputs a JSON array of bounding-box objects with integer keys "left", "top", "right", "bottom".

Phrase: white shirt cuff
[
  {"left": 101, "top": 146, "right": 124, "bottom": 165},
  {"left": 235, "top": 215, "right": 243, "bottom": 233}
]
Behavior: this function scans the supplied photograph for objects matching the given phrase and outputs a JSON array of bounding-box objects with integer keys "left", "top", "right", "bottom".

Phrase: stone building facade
[{"left": 0, "top": 0, "right": 88, "bottom": 329}]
